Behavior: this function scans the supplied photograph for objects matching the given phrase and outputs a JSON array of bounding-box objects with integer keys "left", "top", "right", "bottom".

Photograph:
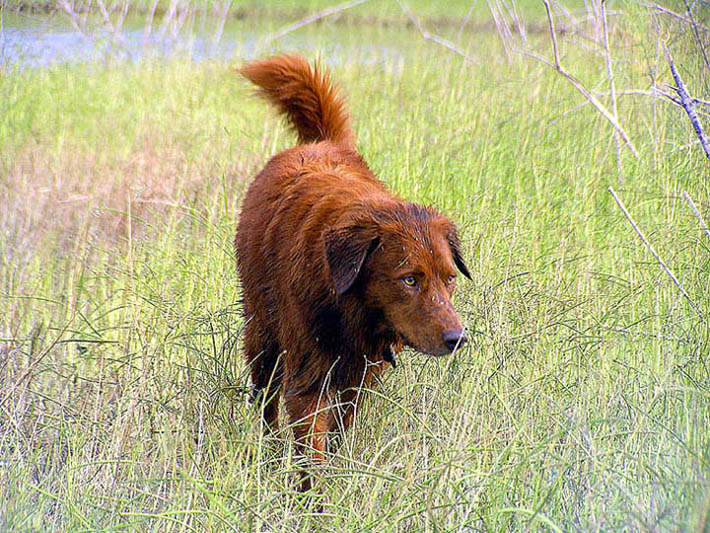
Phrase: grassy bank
[{"left": 2, "top": 2, "right": 709, "bottom": 531}]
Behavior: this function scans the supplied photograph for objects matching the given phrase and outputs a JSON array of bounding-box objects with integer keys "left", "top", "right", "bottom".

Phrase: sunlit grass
[{"left": 1, "top": 3, "right": 709, "bottom": 531}]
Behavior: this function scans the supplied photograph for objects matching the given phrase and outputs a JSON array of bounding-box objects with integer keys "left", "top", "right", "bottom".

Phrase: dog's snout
[{"left": 443, "top": 329, "right": 467, "bottom": 352}]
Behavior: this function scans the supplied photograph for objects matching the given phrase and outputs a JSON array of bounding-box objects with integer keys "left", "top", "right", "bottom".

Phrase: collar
[{"left": 382, "top": 345, "right": 397, "bottom": 368}]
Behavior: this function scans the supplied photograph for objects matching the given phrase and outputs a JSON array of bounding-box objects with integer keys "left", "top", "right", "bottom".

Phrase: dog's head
[{"left": 324, "top": 202, "right": 470, "bottom": 356}]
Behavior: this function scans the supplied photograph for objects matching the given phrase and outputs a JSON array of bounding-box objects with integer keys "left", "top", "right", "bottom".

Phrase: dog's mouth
[
  {"left": 421, "top": 345, "right": 456, "bottom": 357},
  {"left": 386, "top": 315, "right": 466, "bottom": 358},
  {"left": 398, "top": 333, "right": 458, "bottom": 358}
]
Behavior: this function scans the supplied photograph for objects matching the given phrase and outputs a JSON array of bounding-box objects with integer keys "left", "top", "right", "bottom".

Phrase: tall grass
[{"left": 1, "top": 2, "right": 709, "bottom": 531}]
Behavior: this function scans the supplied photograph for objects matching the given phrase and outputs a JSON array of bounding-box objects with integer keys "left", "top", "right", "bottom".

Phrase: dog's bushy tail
[{"left": 239, "top": 55, "right": 354, "bottom": 148}]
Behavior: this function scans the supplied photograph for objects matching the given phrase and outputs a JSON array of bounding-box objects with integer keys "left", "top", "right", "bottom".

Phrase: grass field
[{"left": 2, "top": 1, "right": 710, "bottom": 531}]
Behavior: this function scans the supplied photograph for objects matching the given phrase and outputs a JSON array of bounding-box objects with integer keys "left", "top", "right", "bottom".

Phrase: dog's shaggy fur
[{"left": 235, "top": 55, "right": 470, "bottom": 490}]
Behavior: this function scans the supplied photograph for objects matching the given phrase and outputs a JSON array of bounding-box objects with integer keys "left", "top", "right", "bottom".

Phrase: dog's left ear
[
  {"left": 448, "top": 229, "right": 471, "bottom": 280},
  {"left": 324, "top": 222, "right": 380, "bottom": 295}
]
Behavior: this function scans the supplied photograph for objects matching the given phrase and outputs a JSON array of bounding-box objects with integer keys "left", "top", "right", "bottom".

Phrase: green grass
[{"left": 2, "top": 2, "right": 710, "bottom": 531}]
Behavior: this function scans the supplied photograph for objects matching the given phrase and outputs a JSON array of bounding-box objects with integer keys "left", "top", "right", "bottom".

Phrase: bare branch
[
  {"left": 645, "top": 2, "right": 709, "bottom": 33},
  {"left": 262, "top": 0, "right": 371, "bottom": 47},
  {"left": 158, "top": 0, "right": 177, "bottom": 40},
  {"left": 543, "top": 0, "right": 563, "bottom": 68},
  {"left": 608, "top": 187, "right": 705, "bottom": 321},
  {"left": 663, "top": 43, "right": 710, "bottom": 160},
  {"left": 682, "top": 0, "right": 710, "bottom": 74},
  {"left": 520, "top": 1, "right": 639, "bottom": 158},
  {"left": 544, "top": 99, "right": 591, "bottom": 130},
  {"left": 683, "top": 191, "right": 710, "bottom": 241},
  {"left": 0, "top": 0, "right": 7, "bottom": 68},
  {"left": 212, "top": 0, "right": 232, "bottom": 53},
  {"left": 502, "top": 0, "right": 527, "bottom": 43},
  {"left": 57, "top": 0, "right": 96, "bottom": 42},
  {"left": 488, "top": 0, "right": 514, "bottom": 61},
  {"left": 651, "top": 14, "right": 661, "bottom": 154},
  {"left": 144, "top": 0, "right": 160, "bottom": 44},
  {"left": 398, "top": 0, "right": 479, "bottom": 64},
  {"left": 96, "top": 0, "right": 127, "bottom": 44},
  {"left": 601, "top": 0, "right": 621, "bottom": 179},
  {"left": 589, "top": 88, "right": 710, "bottom": 119},
  {"left": 456, "top": 0, "right": 478, "bottom": 43}
]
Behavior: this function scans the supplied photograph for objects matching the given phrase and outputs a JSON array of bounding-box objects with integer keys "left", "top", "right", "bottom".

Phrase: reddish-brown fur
[{"left": 235, "top": 55, "right": 470, "bottom": 490}]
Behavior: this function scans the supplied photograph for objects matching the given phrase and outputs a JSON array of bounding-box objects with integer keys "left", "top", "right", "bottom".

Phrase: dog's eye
[
  {"left": 402, "top": 276, "right": 417, "bottom": 287},
  {"left": 447, "top": 275, "right": 456, "bottom": 285}
]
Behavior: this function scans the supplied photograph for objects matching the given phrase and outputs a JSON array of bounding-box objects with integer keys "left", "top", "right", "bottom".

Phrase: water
[
  {"left": 0, "top": 10, "right": 419, "bottom": 69},
  {"left": 2, "top": 13, "right": 260, "bottom": 68}
]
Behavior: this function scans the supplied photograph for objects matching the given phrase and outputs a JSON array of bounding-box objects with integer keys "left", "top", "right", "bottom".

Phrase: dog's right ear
[
  {"left": 446, "top": 226, "right": 471, "bottom": 280},
  {"left": 324, "top": 223, "right": 379, "bottom": 295}
]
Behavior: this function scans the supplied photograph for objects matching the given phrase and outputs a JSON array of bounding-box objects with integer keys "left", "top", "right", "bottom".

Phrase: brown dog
[{"left": 235, "top": 55, "right": 470, "bottom": 490}]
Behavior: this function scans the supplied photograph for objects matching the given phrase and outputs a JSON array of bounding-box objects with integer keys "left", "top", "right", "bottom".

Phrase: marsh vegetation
[{"left": 1, "top": 1, "right": 709, "bottom": 530}]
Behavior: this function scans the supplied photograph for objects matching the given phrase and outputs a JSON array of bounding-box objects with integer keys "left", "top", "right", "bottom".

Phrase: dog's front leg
[{"left": 285, "top": 391, "right": 336, "bottom": 492}]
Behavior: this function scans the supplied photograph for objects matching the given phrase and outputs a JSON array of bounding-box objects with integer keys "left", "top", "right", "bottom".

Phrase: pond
[{"left": 1, "top": 7, "right": 456, "bottom": 69}]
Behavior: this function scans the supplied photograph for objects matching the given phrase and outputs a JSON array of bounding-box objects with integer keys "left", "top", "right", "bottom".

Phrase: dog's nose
[{"left": 443, "top": 329, "right": 468, "bottom": 352}]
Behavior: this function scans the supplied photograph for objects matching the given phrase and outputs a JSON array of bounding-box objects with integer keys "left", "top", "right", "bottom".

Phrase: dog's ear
[
  {"left": 448, "top": 229, "right": 471, "bottom": 280},
  {"left": 324, "top": 222, "right": 379, "bottom": 295}
]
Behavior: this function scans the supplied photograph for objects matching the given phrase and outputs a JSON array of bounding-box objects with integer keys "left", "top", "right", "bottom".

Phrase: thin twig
[
  {"left": 158, "top": 0, "right": 177, "bottom": 41},
  {"left": 651, "top": 14, "right": 661, "bottom": 161},
  {"left": 600, "top": 324, "right": 698, "bottom": 345},
  {"left": 589, "top": 88, "right": 710, "bottom": 119},
  {"left": 398, "top": 0, "right": 479, "bottom": 64},
  {"left": 0, "top": 0, "right": 5, "bottom": 68},
  {"left": 608, "top": 187, "right": 704, "bottom": 320},
  {"left": 212, "top": 0, "right": 231, "bottom": 54},
  {"left": 587, "top": 0, "right": 603, "bottom": 42},
  {"left": 555, "top": 1, "right": 604, "bottom": 43},
  {"left": 601, "top": 0, "right": 621, "bottom": 180},
  {"left": 488, "top": 0, "right": 514, "bottom": 61},
  {"left": 455, "top": 0, "right": 478, "bottom": 43},
  {"left": 682, "top": 0, "right": 710, "bottom": 74},
  {"left": 660, "top": 88, "right": 710, "bottom": 118},
  {"left": 517, "top": 46, "right": 639, "bottom": 158},
  {"left": 172, "top": 3, "right": 190, "bottom": 39},
  {"left": 645, "top": 3, "right": 709, "bottom": 33},
  {"left": 543, "top": 99, "right": 590, "bottom": 130},
  {"left": 532, "top": 0, "right": 639, "bottom": 158},
  {"left": 502, "top": 0, "right": 527, "bottom": 43},
  {"left": 662, "top": 43, "right": 710, "bottom": 160},
  {"left": 96, "top": 0, "right": 123, "bottom": 44},
  {"left": 144, "top": 0, "right": 159, "bottom": 44},
  {"left": 262, "top": 0, "right": 371, "bottom": 47},
  {"left": 683, "top": 191, "right": 710, "bottom": 241},
  {"left": 57, "top": 0, "right": 95, "bottom": 42}
]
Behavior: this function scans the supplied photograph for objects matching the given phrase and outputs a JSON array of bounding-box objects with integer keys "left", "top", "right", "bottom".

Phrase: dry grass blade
[
  {"left": 0, "top": 316, "right": 74, "bottom": 410},
  {"left": 608, "top": 187, "right": 705, "bottom": 321}
]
